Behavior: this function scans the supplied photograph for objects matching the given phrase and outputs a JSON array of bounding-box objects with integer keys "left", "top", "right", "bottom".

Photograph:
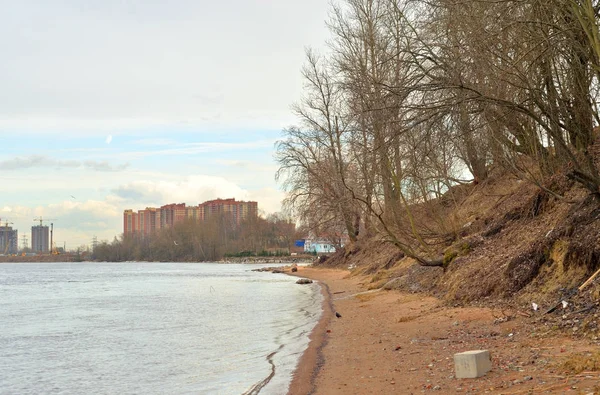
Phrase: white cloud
[
  {"left": 105, "top": 135, "right": 112, "bottom": 144},
  {"left": 0, "top": 155, "right": 129, "bottom": 172},
  {"left": 46, "top": 200, "right": 121, "bottom": 219},
  {"left": 1, "top": 205, "right": 30, "bottom": 218},
  {"left": 246, "top": 188, "right": 285, "bottom": 214},
  {"left": 112, "top": 175, "right": 284, "bottom": 214},
  {"left": 113, "top": 175, "right": 249, "bottom": 207},
  {"left": 117, "top": 140, "right": 277, "bottom": 160}
]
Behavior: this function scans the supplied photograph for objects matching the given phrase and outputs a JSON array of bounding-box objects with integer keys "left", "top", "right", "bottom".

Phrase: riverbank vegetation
[
  {"left": 276, "top": 0, "right": 600, "bottom": 266},
  {"left": 275, "top": 0, "right": 600, "bottom": 308},
  {"left": 92, "top": 214, "right": 300, "bottom": 262}
]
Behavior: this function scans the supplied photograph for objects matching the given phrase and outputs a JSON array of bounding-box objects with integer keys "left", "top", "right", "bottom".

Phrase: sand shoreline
[
  {"left": 286, "top": 269, "right": 333, "bottom": 395},
  {"left": 286, "top": 266, "right": 600, "bottom": 395}
]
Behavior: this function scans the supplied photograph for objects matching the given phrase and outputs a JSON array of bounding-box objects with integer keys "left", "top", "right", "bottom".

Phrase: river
[{"left": 0, "top": 262, "right": 322, "bottom": 394}]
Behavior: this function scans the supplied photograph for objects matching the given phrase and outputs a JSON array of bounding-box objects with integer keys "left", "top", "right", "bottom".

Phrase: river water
[{"left": 0, "top": 262, "right": 322, "bottom": 394}]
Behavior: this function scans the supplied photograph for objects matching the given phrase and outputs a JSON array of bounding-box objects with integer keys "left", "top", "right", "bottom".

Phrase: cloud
[
  {"left": 246, "top": 187, "right": 284, "bottom": 214},
  {"left": 46, "top": 199, "right": 121, "bottom": 218},
  {"left": 112, "top": 185, "right": 161, "bottom": 203},
  {"left": 121, "top": 140, "right": 276, "bottom": 160},
  {"left": 83, "top": 160, "right": 129, "bottom": 172},
  {"left": 112, "top": 175, "right": 249, "bottom": 207},
  {"left": 0, "top": 155, "right": 80, "bottom": 170},
  {"left": 34, "top": 200, "right": 123, "bottom": 245},
  {"left": 111, "top": 176, "right": 283, "bottom": 213},
  {"left": 0, "top": 155, "right": 129, "bottom": 172},
  {"left": 1, "top": 205, "right": 30, "bottom": 218},
  {"left": 105, "top": 134, "right": 113, "bottom": 144},
  {"left": 214, "top": 159, "right": 279, "bottom": 173}
]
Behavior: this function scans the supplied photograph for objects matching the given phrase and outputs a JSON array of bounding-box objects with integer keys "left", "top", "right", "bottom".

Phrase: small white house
[{"left": 303, "top": 239, "right": 338, "bottom": 254}]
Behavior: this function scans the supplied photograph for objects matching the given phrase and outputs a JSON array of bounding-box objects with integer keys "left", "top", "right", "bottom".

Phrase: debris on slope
[{"left": 311, "top": 170, "right": 600, "bottom": 339}]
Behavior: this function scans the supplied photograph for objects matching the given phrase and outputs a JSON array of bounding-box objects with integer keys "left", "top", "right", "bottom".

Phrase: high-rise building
[
  {"left": 123, "top": 198, "right": 258, "bottom": 237},
  {"left": 31, "top": 225, "right": 49, "bottom": 253},
  {"left": 123, "top": 209, "right": 138, "bottom": 236},
  {"left": 185, "top": 205, "right": 203, "bottom": 222},
  {"left": 133, "top": 207, "right": 161, "bottom": 238},
  {"left": 0, "top": 227, "right": 18, "bottom": 254},
  {"left": 160, "top": 203, "right": 186, "bottom": 229},
  {"left": 199, "top": 198, "right": 258, "bottom": 225}
]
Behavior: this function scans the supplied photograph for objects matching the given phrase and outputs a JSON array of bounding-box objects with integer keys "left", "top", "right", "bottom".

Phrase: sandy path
[{"left": 288, "top": 267, "right": 600, "bottom": 395}]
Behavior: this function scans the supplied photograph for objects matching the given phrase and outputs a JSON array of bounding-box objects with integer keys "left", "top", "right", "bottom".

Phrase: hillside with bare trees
[{"left": 276, "top": 0, "right": 600, "bottom": 305}]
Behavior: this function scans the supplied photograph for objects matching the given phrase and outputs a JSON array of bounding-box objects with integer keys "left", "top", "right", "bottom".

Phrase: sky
[{"left": 0, "top": 0, "right": 331, "bottom": 250}]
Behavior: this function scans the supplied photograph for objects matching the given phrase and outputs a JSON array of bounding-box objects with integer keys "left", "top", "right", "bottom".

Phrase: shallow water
[{"left": 0, "top": 262, "right": 322, "bottom": 394}]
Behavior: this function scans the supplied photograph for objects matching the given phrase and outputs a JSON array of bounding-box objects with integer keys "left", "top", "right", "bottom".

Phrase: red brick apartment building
[{"left": 123, "top": 198, "right": 258, "bottom": 237}]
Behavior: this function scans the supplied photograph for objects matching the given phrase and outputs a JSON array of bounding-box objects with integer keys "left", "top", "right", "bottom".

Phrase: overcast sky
[{"left": 0, "top": 0, "right": 330, "bottom": 250}]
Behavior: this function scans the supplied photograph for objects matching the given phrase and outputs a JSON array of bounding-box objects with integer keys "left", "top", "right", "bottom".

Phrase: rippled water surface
[{"left": 0, "top": 262, "right": 322, "bottom": 394}]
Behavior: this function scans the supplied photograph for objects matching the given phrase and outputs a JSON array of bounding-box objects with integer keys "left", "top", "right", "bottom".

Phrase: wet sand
[{"left": 288, "top": 267, "right": 600, "bottom": 394}]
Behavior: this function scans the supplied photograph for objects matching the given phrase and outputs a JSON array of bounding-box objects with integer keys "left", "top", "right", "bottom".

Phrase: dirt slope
[{"left": 315, "top": 169, "right": 600, "bottom": 340}]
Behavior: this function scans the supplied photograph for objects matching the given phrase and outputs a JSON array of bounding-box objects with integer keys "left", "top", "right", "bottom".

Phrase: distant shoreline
[
  {"left": 221, "top": 256, "right": 314, "bottom": 264},
  {"left": 0, "top": 255, "right": 316, "bottom": 264},
  {"left": 0, "top": 254, "right": 77, "bottom": 263}
]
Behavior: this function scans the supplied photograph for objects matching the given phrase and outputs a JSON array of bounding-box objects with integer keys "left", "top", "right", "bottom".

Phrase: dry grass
[
  {"left": 314, "top": 169, "right": 600, "bottom": 310},
  {"left": 396, "top": 315, "right": 419, "bottom": 323},
  {"left": 367, "top": 270, "right": 392, "bottom": 289},
  {"left": 560, "top": 352, "right": 600, "bottom": 374}
]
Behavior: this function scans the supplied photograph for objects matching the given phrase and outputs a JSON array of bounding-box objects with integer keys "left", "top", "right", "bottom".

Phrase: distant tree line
[
  {"left": 92, "top": 214, "right": 298, "bottom": 262},
  {"left": 275, "top": 0, "right": 600, "bottom": 266}
]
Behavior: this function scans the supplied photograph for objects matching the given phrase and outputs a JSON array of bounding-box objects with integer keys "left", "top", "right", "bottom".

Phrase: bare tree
[{"left": 275, "top": 49, "right": 360, "bottom": 243}]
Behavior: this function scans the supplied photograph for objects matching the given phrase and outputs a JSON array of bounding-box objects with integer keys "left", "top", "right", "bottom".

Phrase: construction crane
[{"left": 33, "top": 216, "right": 56, "bottom": 227}]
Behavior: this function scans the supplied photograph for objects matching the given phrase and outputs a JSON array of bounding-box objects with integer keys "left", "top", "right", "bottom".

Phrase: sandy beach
[{"left": 288, "top": 267, "right": 600, "bottom": 394}]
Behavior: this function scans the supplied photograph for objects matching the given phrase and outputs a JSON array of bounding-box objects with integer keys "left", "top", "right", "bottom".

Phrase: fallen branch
[
  {"left": 545, "top": 266, "right": 600, "bottom": 314},
  {"left": 571, "top": 303, "right": 599, "bottom": 315},
  {"left": 578, "top": 267, "right": 600, "bottom": 291}
]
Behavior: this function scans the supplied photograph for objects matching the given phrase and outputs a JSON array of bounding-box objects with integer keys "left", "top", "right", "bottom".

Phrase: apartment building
[
  {"left": 123, "top": 209, "right": 137, "bottom": 235},
  {"left": 185, "top": 205, "right": 203, "bottom": 221},
  {"left": 123, "top": 198, "right": 258, "bottom": 237},
  {"left": 199, "top": 198, "right": 258, "bottom": 225}
]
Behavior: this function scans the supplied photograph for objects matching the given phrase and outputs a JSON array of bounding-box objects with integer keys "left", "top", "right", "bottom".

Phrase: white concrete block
[{"left": 454, "top": 350, "right": 491, "bottom": 378}]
